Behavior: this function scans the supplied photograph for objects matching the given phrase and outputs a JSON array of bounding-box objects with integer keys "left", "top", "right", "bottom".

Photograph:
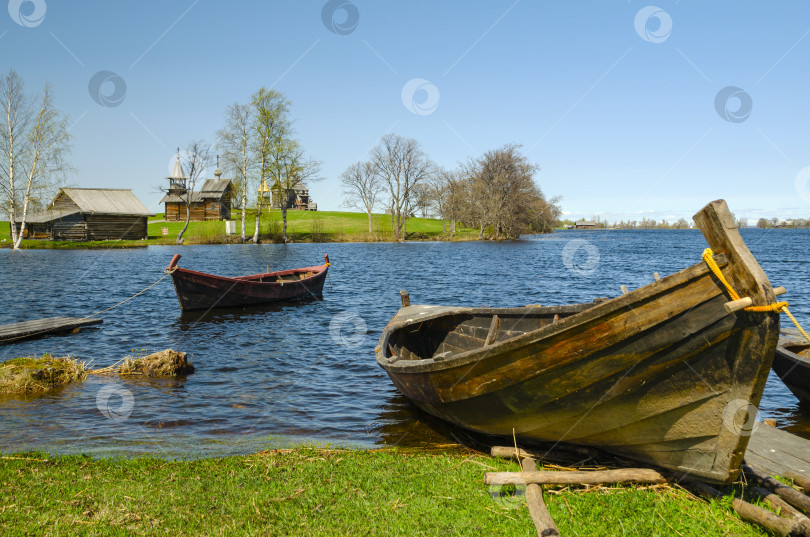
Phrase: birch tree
[
  {"left": 250, "top": 88, "right": 289, "bottom": 244},
  {"left": 340, "top": 161, "right": 382, "bottom": 233},
  {"left": 0, "top": 69, "right": 72, "bottom": 249},
  {"left": 277, "top": 138, "right": 320, "bottom": 242},
  {"left": 174, "top": 140, "right": 214, "bottom": 245},
  {"left": 216, "top": 102, "right": 253, "bottom": 242}
]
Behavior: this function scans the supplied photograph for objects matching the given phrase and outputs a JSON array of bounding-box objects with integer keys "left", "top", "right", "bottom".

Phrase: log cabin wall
[
  {"left": 164, "top": 200, "right": 229, "bottom": 221},
  {"left": 85, "top": 215, "right": 147, "bottom": 240},
  {"left": 52, "top": 214, "right": 87, "bottom": 241}
]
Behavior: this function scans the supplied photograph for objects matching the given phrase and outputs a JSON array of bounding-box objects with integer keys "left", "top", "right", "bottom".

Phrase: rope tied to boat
[{"left": 702, "top": 248, "right": 810, "bottom": 343}]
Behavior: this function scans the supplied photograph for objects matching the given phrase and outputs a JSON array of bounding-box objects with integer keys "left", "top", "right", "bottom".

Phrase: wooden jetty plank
[
  {"left": 0, "top": 316, "right": 103, "bottom": 344},
  {"left": 745, "top": 425, "right": 810, "bottom": 478}
]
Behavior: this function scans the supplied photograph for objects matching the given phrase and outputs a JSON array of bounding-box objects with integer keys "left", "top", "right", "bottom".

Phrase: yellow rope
[{"left": 702, "top": 248, "right": 810, "bottom": 343}]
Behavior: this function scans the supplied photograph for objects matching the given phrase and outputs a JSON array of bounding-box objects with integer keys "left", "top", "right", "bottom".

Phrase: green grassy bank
[
  {"left": 1, "top": 210, "right": 480, "bottom": 249},
  {"left": 0, "top": 448, "right": 768, "bottom": 536}
]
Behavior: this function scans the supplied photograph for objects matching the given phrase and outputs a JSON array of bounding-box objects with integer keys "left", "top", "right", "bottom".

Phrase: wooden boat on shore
[
  {"left": 166, "top": 254, "right": 329, "bottom": 311},
  {"left": 772, "top": 334, "right": 810, "bottom": 404},
  {"left": 376, "top": 200, "right": 781, "bottom": 484}
]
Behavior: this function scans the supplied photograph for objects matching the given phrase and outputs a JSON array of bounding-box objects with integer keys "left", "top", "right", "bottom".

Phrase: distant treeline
[{"left": 556, "top": 215, "right": 804, "bottom": 230}]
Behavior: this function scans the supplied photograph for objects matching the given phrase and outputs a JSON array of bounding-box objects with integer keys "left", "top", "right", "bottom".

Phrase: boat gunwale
[
  {"left": 172, "top": 263, "right": 328, "bottom": 286},
  {"left": 776, "top": 342, "right": 810, "bottom": 367},
  {"left": 376, "top": 253, "right": 730, "bottom": 374}
]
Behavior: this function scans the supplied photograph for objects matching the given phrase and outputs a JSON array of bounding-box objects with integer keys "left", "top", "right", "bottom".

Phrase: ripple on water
[{"left": 1, "top": 231, "right": 809, "bottom": 457}]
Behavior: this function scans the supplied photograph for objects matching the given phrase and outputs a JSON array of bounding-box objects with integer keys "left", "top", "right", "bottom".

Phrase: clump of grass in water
[
  {"left": 0, "top": 354, "right": 87, "bottom": 394},
  {"left": 117, "top": 349, "right": 195, "bottom": 377}
]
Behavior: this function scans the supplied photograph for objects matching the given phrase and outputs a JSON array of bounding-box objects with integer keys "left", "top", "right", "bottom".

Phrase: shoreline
[{"left": 0, "top": 446, "right": 772, "bottom": 536}]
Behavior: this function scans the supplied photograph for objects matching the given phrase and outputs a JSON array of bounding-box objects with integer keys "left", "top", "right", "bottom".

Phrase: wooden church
[{"left": 160, "top": 153, "right": 233, "bottom": 222}]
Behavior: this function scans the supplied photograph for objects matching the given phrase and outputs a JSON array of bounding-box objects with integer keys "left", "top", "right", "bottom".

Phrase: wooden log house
[
  {"left": 11, "top": 188, "right": 154, "bottom": 241},
  {"left": 160, "top": 154, "right": 233, "bottom": 222}
]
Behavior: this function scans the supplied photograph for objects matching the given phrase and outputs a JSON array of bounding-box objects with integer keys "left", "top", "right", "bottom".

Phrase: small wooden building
[
  {"left": 259, "top": 179, "right": 317, "bottom": 211},
  {"left": 575, "top": 220, "right": 597, "bottom": 229},
  {"left": 11, "top": 188, "right": 154, "bottom": 241},
  {"left": 160, "top": 156, "right": 233, "bottom": 222}
]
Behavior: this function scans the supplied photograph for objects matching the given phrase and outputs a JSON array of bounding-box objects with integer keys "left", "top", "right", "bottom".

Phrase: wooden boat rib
[
  {"left": 375, "top": 200, "right": 780, "bottom": 484},
  {"left": 166, "top": 254, "right": 329, "bottom": 311},
  {"left": 772, "top": 335, "right": 810, "bottom": 404}
]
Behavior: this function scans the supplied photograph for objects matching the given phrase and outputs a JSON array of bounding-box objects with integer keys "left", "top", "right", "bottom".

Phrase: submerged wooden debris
[{"left": 0, "top": 354, "right": 87, "bottom": 394}]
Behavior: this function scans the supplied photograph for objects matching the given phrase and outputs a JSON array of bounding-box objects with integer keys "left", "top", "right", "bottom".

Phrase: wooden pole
[
  {"left": 521, "top": 458, "right": 560, "bottom": 537},
  {"left": 687, "top": 480, "right": 808, "bottom": 537},
  {"left": 484, "top": 315, "right": 500, "bottom": 346},
  {"left": 485, "top": 468, "right": 667, "bottom": 486},
  {"left": 744, "top": 465, "right": 810, "bottom": 515},
  {"left": 751, "top": 486, "right": 809, "bottom": 522},
  {"left": 400, "top": 290, "right": 410, "bottom": 308},
  {"left": 786, "top": 472, "right": 810, "bottom": 495}
]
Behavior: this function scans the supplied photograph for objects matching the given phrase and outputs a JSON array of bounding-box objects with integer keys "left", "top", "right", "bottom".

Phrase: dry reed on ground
[
  {"left": 0, "top": 354, "right": 87, "bottom": 395},
  {"left": 116, "top": 349, "right": 194, "bottom": 377}
]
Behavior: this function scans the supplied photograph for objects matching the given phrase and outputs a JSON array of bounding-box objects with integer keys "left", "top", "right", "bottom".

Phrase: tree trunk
[
  {"left": 450, "top": 219, "right": 455, "bottom": 238},
  {"left": 479, "top": 222, "right": 484, "bottom": 240},
  {"left": 176, "top": 202, "right": 190, "bottom": 245},
  {"left": 281, "top": 204, "right": 288, "bottom": 243},
  {"left": 241, "top": 186, "right": 247, "bottom": 242},
  {"left": 252, "top": 208, "right": 261, "bottom": 243},
  {"left": 367, "top": 211, "right": 373, "bottom": 233},
  {"left": 442, "top": 219, "right": 446, "bottom": 234}
]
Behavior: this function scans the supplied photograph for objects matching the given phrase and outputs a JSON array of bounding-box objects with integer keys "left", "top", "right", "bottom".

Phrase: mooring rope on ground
[{"left": 702, "top": 248, "right": 810, "bottom": 343}]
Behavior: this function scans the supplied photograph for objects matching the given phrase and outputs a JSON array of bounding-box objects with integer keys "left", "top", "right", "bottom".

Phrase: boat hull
[
  {"left": 375, "top": 200, "right": 780, "bottom": 484},
  {"left": 773, "top": 340, "right": 810, "bottom": 404},
  {"left": 167, "top": 256, "right": 328, "bottom": 311}
]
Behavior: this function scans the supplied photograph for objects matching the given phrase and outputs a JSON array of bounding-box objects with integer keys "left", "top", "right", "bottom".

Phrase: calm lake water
[{"left": 1, "top": 228, "right": 808, "bottom": 457}]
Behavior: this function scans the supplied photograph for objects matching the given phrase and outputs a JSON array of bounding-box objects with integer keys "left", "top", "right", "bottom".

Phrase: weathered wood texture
[
  {"left": 745, "top": 425, "right": 810, "bottom": 480},
  {"left": 484, "top": 468, "right": 667, "bottom": 486},
  {"left": 750, "top": 486, "right": 808, "bottom": 522},
  {"left": 377, "top": 200, "right": 780, "bottom": 484},
  {"left": 168, "top": 255, "right": 329, "bottom": 311},
  {"left": 520, "top": 458, "right": 560, "bottom": 537},
  {"left": 164, "top": 199, "right": 230, "bottom": 222},
  {"left": 687, "top": 480, "right": 809, "bottom": 537},
  {"left": 0, "top": 316, "right": 103, "bottom": 344},
  {"left": 744, "top": 464, "right": 810, "bottom": 515}
]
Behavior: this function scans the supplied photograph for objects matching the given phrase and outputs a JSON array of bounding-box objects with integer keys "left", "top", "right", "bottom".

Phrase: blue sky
[{"left": 3, "top": 1, "right": 809, "bottom": 222}]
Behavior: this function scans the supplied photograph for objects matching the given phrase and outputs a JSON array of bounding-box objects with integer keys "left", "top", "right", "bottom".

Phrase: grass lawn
[
  {"left": 0, "top": 448, "right": 772, "bottom": 536},
  {"left": 1, "top": 210, "right": 479, "bottom": 248}
]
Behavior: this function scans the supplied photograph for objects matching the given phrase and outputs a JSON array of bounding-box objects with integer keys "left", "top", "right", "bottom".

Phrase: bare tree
[
  {"left": 251, "top": 88, "right": 289, "bottom": 244},
  {"left": 174, "top": 140, "right": 214, "bottom": 245},
  {"left": 217, "top": 102, "right": 253, "bottom": 242},
  {"left": 455, "top": 145, "right": 560, "bottom": 239},
  {"left": 266, "top": 126, "right": 321, "bottom": 243},
  {"left": 370, "top": 134, "right": 432, "bottom": 240},
  {"left": 0, "top": 69, "right": 72, "bottom": 250},
  {"left": 340, "top": 161, "right": 382, "bottom": 233}
]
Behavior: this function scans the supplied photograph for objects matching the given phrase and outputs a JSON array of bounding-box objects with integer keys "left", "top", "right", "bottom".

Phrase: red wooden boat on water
[{"left": 166, "top": 254, "right": 330, "bottom": 311}]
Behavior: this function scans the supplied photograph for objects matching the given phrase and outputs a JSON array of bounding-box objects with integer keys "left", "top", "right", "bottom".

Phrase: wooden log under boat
[
  {"left": 166, "top": 254, "right": 330, "bottom": 311},
  {"left": 375, "top": 200, "right": 780, "bottom": 484}
]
